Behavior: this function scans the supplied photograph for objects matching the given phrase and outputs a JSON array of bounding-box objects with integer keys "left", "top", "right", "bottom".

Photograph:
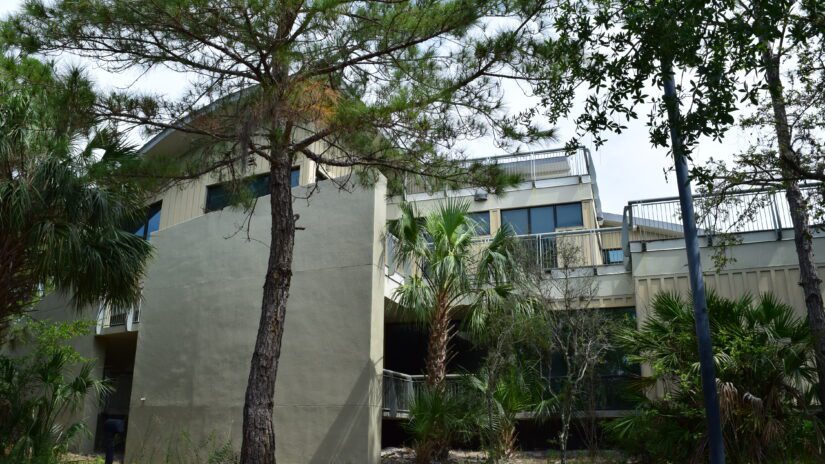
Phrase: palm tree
[
  {"left": 0, "top": 55, "right": 153, "bottom": 339},
  {"left": 610, "top": 292, "right": 823, "bottom": 463},
  {"left": 389, "top": 199, "right": 516, "bottom": 389},
  {"left": 389, "top": 199, "right": 519, "bottom": 463}
]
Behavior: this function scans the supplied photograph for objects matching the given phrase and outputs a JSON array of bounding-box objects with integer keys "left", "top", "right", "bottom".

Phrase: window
[
  {"left": 205, "top": 182, "right": 232, "bottom": 213},
  {"left": 603, "top": 248, "right": 624, "bottom": 264},
  {"left": 133, "top": 202, "right": 162, "bottom": 240},
  {"left": 205, "top": 168, "right": 300, "bottom": 213},
  {"left": 501, "top": 203, "right": 583, "bottom": 235},
  {"left": 315, "top": 167, "right": 328, "bottom": 182},
  {"left": 556, "top": 203, "right": 584, "bottom": 228},
  {"left": 467, "top": 211, "right": 490, "bottom": 235},
  {"left": 501, "top": 209, "right": 529, "bottom": 235}
]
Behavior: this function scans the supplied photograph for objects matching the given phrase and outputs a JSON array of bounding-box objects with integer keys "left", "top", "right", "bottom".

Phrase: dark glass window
[
  {"left": 501, "top": 209, "right": 529, "bottom": 235},
  {"left": 133, "top": 202, "right": 162, "bottom": 240},
  {"left": 206, "top": 168, "right": 300, "bottom": 213},
  {"left": 501, "top": 203, "right": 584, "bottom": 235},
  {"left": 531, "top": 206, "right": 556, "bottom": 234},
  {"left": 467, "top": 211, "right": 490, "bottom": 235},
  {"left": 205, "top": 182, "right": 231, "bottom": 212},
  {"left": 556, "top": 203, "right": 584, "bottom": 228},
  {"left": 315, "top": 167, "right": 328, "bottom": 182}
]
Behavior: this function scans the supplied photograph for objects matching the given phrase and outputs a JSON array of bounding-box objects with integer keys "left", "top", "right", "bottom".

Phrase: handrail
[
  {"left": 625, "top": 186, "right": 819, "bottom": 246},
  {"left": 403, "top": 147, "right": 591, "bottom": 197}
]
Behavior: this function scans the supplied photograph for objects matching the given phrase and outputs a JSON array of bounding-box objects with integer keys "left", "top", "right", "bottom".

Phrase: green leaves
[
  {"left": 0, "top": 54, "right": 154, "bottom": 336},
  {"left": 0, "top": 318, "right": 111, "bottom": 463},
  {"left": 612, "top": 291, "right": 823, "bottom": 463}
]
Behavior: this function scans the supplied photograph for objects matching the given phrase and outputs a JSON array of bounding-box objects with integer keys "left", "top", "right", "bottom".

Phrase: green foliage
[
  {"left": 465, "top": 363, "right": 543, "bottom": 461},
  {"left": 608, "top": 292, "right": 823, "bottom": 463},
  {"left": 389, "top": 198, "right": 522, "bottom": 376},
  {"left": 405, "top": 387, "right": 477, "bottom": 464},
  {"left": 0, "top": 53, "right": 153, "bottom": 339},
  {"left": 3, "top": 0, "right": 560, "bottom": 198},
  {"left": 0, "top": 317, "right": 110, "bottom": 464}
]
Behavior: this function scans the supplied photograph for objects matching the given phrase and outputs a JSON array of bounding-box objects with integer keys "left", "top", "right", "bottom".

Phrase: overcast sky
[{"left": 0, "top": 1, "right": 750, "bottom": 214}]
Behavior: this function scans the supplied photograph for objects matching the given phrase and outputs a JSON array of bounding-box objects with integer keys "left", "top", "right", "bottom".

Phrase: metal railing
[
  {"left": 626, "top": 187, "right": 818, "bottom": 244},
  {"left": 475, "top": 227, "right": 623, "bottom": 270},
  {"left": 404, "top": 148, "right": 593, "bottom": 195},
  {"left": 96, "top": 300, "right": 141, "bottom": 333},
  {"left": 383, "top": 369, "right": 636, "bottom": 417},
  {"left": 382, "top": 369, "right": 463, "bottom": 418},
  {"left": 387, "top": 227, "right": 624, "bottom": 279}
]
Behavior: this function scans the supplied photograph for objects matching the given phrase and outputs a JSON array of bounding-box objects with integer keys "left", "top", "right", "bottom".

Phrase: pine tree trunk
[
  {"left": 761, "top": 43, "right": 825, "bottom": 408},
  {"left": 240, "top": 148, "right": 295, "bottom": 464}
]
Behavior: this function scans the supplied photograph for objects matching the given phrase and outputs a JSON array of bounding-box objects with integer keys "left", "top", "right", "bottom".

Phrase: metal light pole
[{"left": 661, "top": 58, "right": 726, "bottom": 464}]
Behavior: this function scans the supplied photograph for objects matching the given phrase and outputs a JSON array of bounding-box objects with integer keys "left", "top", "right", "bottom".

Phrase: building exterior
[{"left": 33, "top": 129, "right": 825, "bottom": 463}]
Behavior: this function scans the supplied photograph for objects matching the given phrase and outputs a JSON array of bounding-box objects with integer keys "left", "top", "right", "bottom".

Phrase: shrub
[
  {"left": 0, "top": 318, "right": 109, "bottom": 463},
  {"left": 405, "top": 386, "right": 477, "bottom": 464},
  {"left": 607, "top": 292, "right": 824, "bottom": 463}
]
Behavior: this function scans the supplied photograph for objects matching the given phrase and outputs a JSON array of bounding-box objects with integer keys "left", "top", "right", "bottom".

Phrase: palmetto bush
[
  {"left": 608, "top": 292, "right": 823, "bottom": 463},
  {"left": 405, "top": 386, "right": 478, "bottom": 464},
  {"left": 0, "top": 318, "right": 110, "bottom": 464}
]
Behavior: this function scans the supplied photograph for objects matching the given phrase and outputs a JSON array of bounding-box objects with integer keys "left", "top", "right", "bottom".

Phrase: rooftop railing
[
  {"left": 404, "top": 147, "right": 593, "bottom": 196},
  {"left": 625, "top": 186, "right": 819, "bottom": 244}
]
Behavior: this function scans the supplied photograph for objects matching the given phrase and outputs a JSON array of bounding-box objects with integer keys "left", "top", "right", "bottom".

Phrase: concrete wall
[{"left": 124, "top": 178, "right": 386, "bottom": 463}]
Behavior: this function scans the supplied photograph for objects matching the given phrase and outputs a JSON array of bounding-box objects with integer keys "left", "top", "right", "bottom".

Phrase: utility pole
[{"left": 661, "top": 57, "right": 726, "bottom": 464}]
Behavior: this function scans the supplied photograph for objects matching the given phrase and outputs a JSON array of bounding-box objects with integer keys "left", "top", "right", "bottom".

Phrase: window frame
[
  {"left": 133, "top": 201, "right": 162, "bottom": 240},
  {"left": 467, "top": 211, "right": 491, "bottom": 236},
  {"left": 500, "top": 202, "right": 584, "bottom": 235},
  {"left": 205, "top": 167, "right": 301, "bottom": 213}
]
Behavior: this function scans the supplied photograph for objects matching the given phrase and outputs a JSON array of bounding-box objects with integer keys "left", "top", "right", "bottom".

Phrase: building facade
[{"left": 34, "top": 131, "right": 825, "bottom": 463}]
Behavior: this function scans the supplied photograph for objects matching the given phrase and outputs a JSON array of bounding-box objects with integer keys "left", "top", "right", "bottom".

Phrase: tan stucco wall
[
  {"left": 631, "top": 234, "right": 825, "bottom": 322},
  {"left": 124, "top": 178, "right": 386, "bottom": 463},
  {"left": 148, "top": 126, "right": 352, "bottom": 233}
]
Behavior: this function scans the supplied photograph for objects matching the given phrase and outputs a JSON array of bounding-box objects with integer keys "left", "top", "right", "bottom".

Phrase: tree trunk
[
  {"left": 426, "top": 302, "right": 451, "bottom": 389},
  {"left": 240, "top": 147, "right": 296, "bottom": 464},
  {"left": 761, "top": 43, "right": 825, "bottom": 408}
]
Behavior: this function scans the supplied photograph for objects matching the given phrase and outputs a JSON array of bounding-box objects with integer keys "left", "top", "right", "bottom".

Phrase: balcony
[
  {"left": 403, "top": 147, "right": 594, "bottom": 198},
  {"left": 477, "top": 227, "right": 624, "bottom": 271},
  {"left": 96, "top": 300, "right": 141, "bottom": 334},
  {"left": 384, "top": 227, "right": 625, "bottom": 282},
  {"left": 624, "top": 186, "right": 815, "bottom": 245}
]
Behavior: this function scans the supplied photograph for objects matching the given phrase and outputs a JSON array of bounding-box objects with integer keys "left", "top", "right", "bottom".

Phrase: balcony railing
[
  {"left": 382, "top": 369, "right": 635, "bottom": 418},
  {"left": 474, "top": 227, "right": 624, "bottom": 271},
  {"left": 386, "top": 227, "right": 624, "bottom": 279},
  {"left": 625, "top": 186, "right": 818, "bottom": 244},
  {"left": 96, "top": 300, "right": 141, "bottom": 333},
  {"left": 382, "top": 369, "right": 462, "bottom": 418},
  {"left": 404, "top": 147, "right": 593, "bottom": 196}
]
